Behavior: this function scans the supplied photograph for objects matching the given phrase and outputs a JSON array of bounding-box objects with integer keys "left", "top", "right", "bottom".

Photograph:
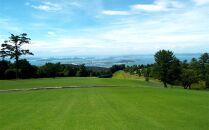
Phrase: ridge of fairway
[{"left": 0, "top": 85, "right": 119, "bottom": 92}]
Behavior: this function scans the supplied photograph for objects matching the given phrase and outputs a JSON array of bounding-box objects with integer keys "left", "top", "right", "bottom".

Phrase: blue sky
[{"left": 0, "top": 0, "right": 209, "bottom": 57}]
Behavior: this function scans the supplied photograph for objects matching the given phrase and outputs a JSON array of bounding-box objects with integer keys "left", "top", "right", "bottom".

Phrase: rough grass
[{"left": 0, "top": 76, "right": 208, "bottom": 129}]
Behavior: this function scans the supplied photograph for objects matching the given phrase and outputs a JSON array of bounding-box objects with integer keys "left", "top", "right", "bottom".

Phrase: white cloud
[
  {"left": 102, "top": 10, "right": 130, "bottom": 15},
  {"left": 31, "top": 2, "right": 62, "bottom": 12},
  {"left": 102, "top": 0, "right": 185, "bottom": 16},
  {"left": 131, "top": 0, "right": 184, "bottom": 12},
  {"left": 17, "top": 0, "right": 209, "bottom": 55},
  {"left": 193, "top": 0, "right": 209, "bottom": 5},
  {"left": 131, "top": 3, "right": 167, "bottom": 12},
  {"left": 47, "top": 31, "right": 56, "bottom": 37}
]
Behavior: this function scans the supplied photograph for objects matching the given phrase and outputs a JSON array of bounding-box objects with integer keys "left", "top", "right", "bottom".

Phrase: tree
[
  {"left": 167, "top": 58, "right": 182, "bottom": 85},
  {"left": 110, "top": 64, "right": 125, "bottom": 73},
  {"left": 76, "top": 64, "right": 88, "bottom": 77},
  {"left": 16, "top": 59, "right": 37, "bottom": 79},
  {"left": 199, "top": 53, "right": 209, "bottom": 80},
  {"left": 181, "top": 69, "right": 199, "bottom": 89},
  {"left": 38, "top": 62, "right": 63, "bottom": 78},
  {"left": 0, "top": 48, "right": 7, "bottom": 61},
  {"left": 199, "top": 53, "right": 209, "bottom": 63},
  {"left": 1, "top": 33, "right": 33, "bottom": 78},
  {"left": 64, "top": 65, "right": 78, "bottom": 77},
  {"left": 154, "top": 50, "right": 176, "bottom": 87},
  {"left": 144, "top": 67, "right": 151, "bottom": 82}
]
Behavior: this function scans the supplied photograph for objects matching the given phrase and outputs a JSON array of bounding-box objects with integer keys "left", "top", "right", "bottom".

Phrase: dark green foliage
[
  {"left": 76, "top": 64, "right": 89, "bottom": 77},
  {"left": 205, "top": 75, "right": 209, "bottom": 88},
  {"left": 199, "top": 53, "right": 209, "bottom": 80},
  {"left": 64, "top": 65, "right": 78, "bottom": 77},
  {"left": 4, "top": 69, "right": 16, "bottom": 79},
  {"left": 16, "top": 59, "right": 37, "bottom": 79},
  {"left": 199, "top": 53, "right": 209, "bottom": 63},
  {"left": 87, "top": 66, "right": 112, "bottom": 77},
  {"left": 189, "top": 58, "right": 201, "bottom": 75},
  {"left": 110, "top": 64, "right": 125, "bottom": 73},
  {"left": 144, "top": 67, "right": 151, "bottom": 82},
  {"left": 0, "top": 33, "right": 33, "bottom": 78},
  {"left": 124, "top": 65, "right": 144, "bottom": 76},
  {"left": 154, "top": 50, "right": 178, "bottom": 87},
  {"left": 36, "top": 63, "right": 112, "bottom": 78},
  {"left": 0, "top": 60, "right": 10, "bottom": 79},
  {"left": 38, "top": 62, "right": 64, "bottom": 77},
  {"left": 181, "top": 69, "right": 199, "bottom": 89},
  {"left": 167, "top": 58, "right": 182, "bottom": 85}
]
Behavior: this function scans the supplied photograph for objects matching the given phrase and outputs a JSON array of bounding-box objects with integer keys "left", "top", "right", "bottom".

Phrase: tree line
[
  {"left": 0, "top": 60, "right": 114, "bottom": 79},
  {"left": 0, "top": 33, "right": 208, "bottom": 89},
  {"left": 125, "top": 50, "right": 209, "bottom": 89}
]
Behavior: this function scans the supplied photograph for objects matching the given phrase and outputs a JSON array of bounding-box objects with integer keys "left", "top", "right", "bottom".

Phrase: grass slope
[
  {"left": 0, "top": 76, "right": 208, "bottom": 129},
  {"left": 113, "top": 70, "right": 143, "bottom": 80}
]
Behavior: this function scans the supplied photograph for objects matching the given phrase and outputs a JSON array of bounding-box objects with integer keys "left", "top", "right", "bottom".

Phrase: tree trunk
[
  {"left": 188, "top": 85, "right": 191, "bottom": 89},
  {"left": 15, "top": 42, "right": 19, "bottom": 79},
  {"left": 163, "top": 82, "right": 167, "bottom": 88}
]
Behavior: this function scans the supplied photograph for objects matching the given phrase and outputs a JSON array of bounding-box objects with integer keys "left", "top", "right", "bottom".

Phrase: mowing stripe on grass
[{"left": 0, "top": 85, "right": 119, "bottom": 93}]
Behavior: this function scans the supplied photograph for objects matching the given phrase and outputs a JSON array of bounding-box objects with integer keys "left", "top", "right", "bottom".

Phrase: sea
[{"left": 22, "top": 53, "right": 201, "bottom": 68}]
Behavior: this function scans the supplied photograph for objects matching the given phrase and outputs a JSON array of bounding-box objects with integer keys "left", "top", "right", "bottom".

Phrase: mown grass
[
  {"left": 0, "top": 76, "right": 163, "bottom": 90},
  {"left": 0, "top": 86, "right": 208, "bottom": 130},
  {"left": 0, "top": 75, "right": 208, "bottom": 129}
]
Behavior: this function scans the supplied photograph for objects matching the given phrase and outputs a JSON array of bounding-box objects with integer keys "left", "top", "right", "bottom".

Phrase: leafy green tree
[
  {"left": 1, "top": 33, "right": 33, "bottom": 78},
  {"left": 154, "top": 50, "right": 177, "bottom": 87},
  {"left": 181, "top": 69, "right": 199, "bottom": 89},
  {"left": 144, "top": 67, "right": 151, "bottom": 82},
  {"left": 199, "top": 53, "right": 209, "bottom": 80},
  {"left": 76, "top": 64, "right": 88, "bottom": 77},
  {"left": 16, "top": 59, "right": 37, "bottom": 79},
  {"left": 38, "top": 62, "right": 64, "bottom": 78},
  {"left": 64, "top": 65, "right": 78, "bottom": 77},
  {"left": 189, "top": 58, "right": 201, "bottom": 76},
  {"left": 199, "top": 53, "right": 209, "bottom": 63},
  {"left": 110, "top": 64, "right": 125, "bottom": 73},
  {"left": 167, "top": 58, "right": 182, "bottom": 85}
]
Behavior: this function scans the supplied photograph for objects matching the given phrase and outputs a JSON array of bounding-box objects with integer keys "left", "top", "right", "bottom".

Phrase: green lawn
[
  {"left": 0, "top": 77, "right": 208, "bottom": 129},
  {"left": 0, "top": 77, "right": 163, "bottom": 90}
]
